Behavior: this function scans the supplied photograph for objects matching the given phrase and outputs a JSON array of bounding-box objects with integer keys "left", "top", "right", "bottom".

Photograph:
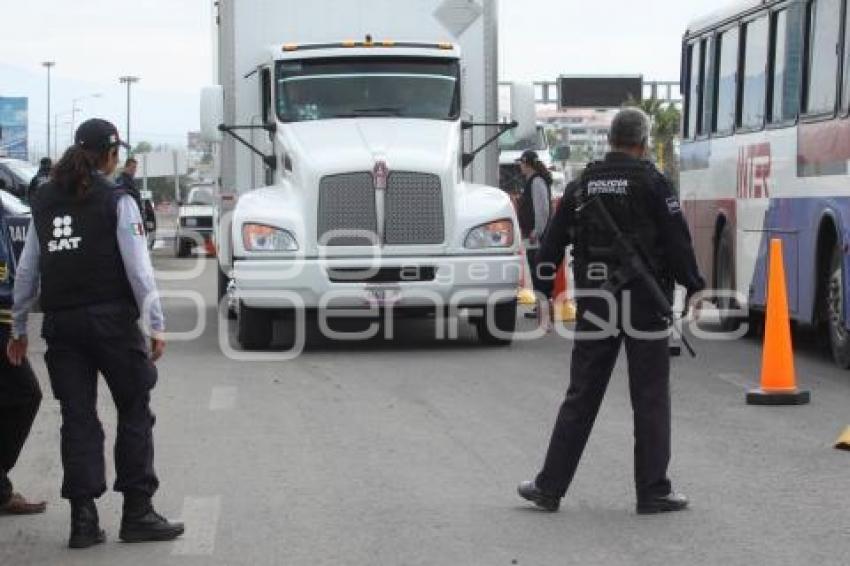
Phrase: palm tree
[{"left": 627, "top": 97, "right": 682, "bottom": 189}]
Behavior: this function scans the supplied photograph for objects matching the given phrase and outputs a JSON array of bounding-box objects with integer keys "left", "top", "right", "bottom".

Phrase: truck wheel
[
  {"left": 714, "top": 225, "right": 744, "bottom": 331},
  {"left": 827, "top": 245, "right": 850, "bottom": 368},
  {"left": 475, "top": 300, "right": 517, "bottom": 346},
  {"left": 238, "top": 303, "right": 274, "bottom": 350},
  {"left": 218, "top": 266, "right": 237, "bottom": 320}
]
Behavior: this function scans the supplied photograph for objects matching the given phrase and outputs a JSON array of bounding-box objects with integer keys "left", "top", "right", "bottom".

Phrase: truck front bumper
[{"left": 233, "top": 254, "right": 522, "bottom": 310}]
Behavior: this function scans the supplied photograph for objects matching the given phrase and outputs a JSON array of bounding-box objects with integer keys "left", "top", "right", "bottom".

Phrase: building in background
[{"left": 0, "top": 97, "right": 29, "bottom": 160}]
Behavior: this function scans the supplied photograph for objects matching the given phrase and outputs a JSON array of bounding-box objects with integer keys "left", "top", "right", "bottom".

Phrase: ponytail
[
  {"left": 532, "top": 159, "right": 553, "bottom": 187},
  {"left": 51, "top": 145, "right": 110, "bottom": 198}
]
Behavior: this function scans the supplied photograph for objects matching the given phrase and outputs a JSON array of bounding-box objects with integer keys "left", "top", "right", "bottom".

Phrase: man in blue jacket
[{"left": 0, "top": 204, "right": 45, "bottom": 515}]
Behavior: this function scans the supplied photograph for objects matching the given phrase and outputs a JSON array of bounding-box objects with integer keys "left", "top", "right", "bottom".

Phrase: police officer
[
  {"left": 517, "top": 108, "right": 705, "bottom": 514},
  {"left": 115, "top": 157, "right": 157, "bottom": 246},
  {"left": 0, "top": 203, "right": 45, "bottom": 516},
  {"left": 6, "top": 119, "right": 184, "bottom": 548}
]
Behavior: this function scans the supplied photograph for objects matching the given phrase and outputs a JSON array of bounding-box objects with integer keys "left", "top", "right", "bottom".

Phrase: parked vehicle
[
  {"left": 0, "top": 189, "right": 31, "bottom": 261},
  {"left": 175, "top": 185, "right": 215, "bottom": 258},
  {"left": 0, "top": 158, "right": 38, "bottom": 201},
  {"left": 202, "top": 0, "right": 525, "bottom": 350}
]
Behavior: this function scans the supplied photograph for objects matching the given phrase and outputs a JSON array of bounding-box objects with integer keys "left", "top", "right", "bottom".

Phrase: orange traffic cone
[
  {"left": 746, "top": 238, "right": 810, "bottom": 405},
  {"left": 517, "top": 244, "right": 537, "bottom": 306},
  {"left": 552, "top": 261, "right": 577, "bottom": 322}
]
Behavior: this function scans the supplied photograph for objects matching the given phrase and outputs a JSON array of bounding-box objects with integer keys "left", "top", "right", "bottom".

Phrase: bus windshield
[{"left": 276, "top": 57, "right": 461, "bottom": 122}]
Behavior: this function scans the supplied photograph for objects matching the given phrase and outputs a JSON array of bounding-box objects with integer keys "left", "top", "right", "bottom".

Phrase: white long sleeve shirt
[{"left": 12, "top": 194, "right": 165, "bottom": 338}]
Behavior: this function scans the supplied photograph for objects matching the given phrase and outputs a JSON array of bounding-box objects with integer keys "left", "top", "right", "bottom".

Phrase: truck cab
[{"left": 202, "top": 1, "right": 520, "bottom": 351}]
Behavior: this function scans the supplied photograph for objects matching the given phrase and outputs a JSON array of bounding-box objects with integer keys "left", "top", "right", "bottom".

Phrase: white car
[{"left": 175, "top": 185, "right": 215, "bottom": 258}]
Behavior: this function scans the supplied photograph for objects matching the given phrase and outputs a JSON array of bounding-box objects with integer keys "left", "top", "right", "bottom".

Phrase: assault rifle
[{"left": 578, "top": 197, "right": 696, "bottom": 358}]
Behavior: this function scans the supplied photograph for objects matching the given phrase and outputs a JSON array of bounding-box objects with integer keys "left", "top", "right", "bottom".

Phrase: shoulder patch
[
  {"left": 666, "top": 196, "right": 682, "bottom": 215},
  {"left": 130, "top": 223, "right": 145, "bottom": 237}
]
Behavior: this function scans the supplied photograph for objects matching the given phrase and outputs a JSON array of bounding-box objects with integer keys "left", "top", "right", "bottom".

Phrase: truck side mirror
[
  {"left": 200, "top": 86, "right": 225, "bottom": 143},
  {"left": 510, "top": 83, "right": 538, "bottom": 144}
]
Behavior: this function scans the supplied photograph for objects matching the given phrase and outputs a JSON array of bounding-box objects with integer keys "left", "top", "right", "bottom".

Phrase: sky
[{"left": 0, "top": 0, "right": 725, "bottom": 157}]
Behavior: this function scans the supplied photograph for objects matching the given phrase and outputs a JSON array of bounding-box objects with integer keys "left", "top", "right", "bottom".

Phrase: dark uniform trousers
[
  {"left": 535, "top": 284, "right": 673, "bottom": 500},
  {"left": 42, "top": 301, "right": 160, "bottom": 500},
  {"left": 0, "top": 328, "right": 43, "bottom": 505}
]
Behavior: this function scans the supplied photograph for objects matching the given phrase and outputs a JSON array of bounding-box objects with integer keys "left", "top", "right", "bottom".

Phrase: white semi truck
[{"left": 201, "top": 0, "right": 529, "bottom": 350}]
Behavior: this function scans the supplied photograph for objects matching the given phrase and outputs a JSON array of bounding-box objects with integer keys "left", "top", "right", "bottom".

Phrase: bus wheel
[
  {"left": 714, "top": 226, "right": 744, "bottom": 331},
  {"left": 827, "top": 246, "right": 850, "bottom": 368}
]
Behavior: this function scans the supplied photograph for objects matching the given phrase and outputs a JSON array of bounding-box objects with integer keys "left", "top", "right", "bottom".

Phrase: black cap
[
  {"left": 516, "top": 150, "right": 539, "bottom": 165},
  {"left": 74, "top": 119, "right": 130, "bottom": 152}
]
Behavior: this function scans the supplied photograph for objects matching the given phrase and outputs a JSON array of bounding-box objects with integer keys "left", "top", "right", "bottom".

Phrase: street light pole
[
  {"left": 119, "top": 76, "right": 140, "bottom": 151},
  {"left": 42, "top": 61, "right": 55, "bottom": 159}
]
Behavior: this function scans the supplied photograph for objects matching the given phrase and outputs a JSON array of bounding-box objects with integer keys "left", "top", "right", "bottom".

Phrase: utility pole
[
  {"left": 42, "top": 61, "right": 55, "bottom": 159},
  {"left": 119, "top": 76, "right": 140, "bottom": 151}
]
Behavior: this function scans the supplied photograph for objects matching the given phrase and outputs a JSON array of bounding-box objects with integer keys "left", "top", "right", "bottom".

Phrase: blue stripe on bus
[{"left": 748, "top": 196, "right": 850, "bottom": 328}]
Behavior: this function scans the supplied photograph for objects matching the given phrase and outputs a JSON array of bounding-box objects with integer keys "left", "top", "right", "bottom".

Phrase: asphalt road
[{"left": 1, "top": 254, "right": 849, "bottom": 566}]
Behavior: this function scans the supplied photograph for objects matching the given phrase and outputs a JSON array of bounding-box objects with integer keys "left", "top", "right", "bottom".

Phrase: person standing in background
[{"left": 0, "top": 200, "right": 45, "bottom": 516}]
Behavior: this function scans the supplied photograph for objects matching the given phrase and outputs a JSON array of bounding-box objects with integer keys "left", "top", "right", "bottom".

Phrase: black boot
[
  {"left": 517, "top": 480, "right": 561, "bottom": 512},
  {"left": 68, "top": 499, "right": 106, "bottom": 549},
  {"left": 119, "top": 493, "right": 185, "bottom": 543}
]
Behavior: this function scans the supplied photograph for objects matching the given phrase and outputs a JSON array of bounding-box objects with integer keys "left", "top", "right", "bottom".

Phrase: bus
[{"left": 680, "top": 0, "right": 850, "bottom": 368}]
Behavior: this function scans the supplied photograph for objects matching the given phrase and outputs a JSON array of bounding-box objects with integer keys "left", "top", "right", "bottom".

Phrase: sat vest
[{"left": 32, "top": 175, "right": 134, "bottom": 312}]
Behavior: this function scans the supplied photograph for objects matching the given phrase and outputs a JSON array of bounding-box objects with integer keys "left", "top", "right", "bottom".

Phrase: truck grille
[
  {"left": 384, "top": 172, "right": 444, "bottom": 245},
  {"left": 317, "top": 173, "right": 378, "bottom": 246},
  {"left": 318, "top": 172, "right": 444, "bottom": 246}
]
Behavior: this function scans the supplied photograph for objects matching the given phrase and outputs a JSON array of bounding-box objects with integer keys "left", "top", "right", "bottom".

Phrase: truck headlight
[
  {"left": 464, "top": 219, "right": 514, "bottom": 249},
  {"left": 242, "top": 223, "right": 298, "bottom": 252}
]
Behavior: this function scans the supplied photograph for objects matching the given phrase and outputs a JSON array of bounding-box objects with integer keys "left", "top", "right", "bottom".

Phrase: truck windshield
[
  {"left": 498, "top": 126, "right": 548, "bottom": 152},
  {"left": 276, "top": 57, "right": 461, "bottom": 122}
]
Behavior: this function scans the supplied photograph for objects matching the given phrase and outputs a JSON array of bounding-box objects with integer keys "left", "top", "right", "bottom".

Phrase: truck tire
[
  {"left": 475, "top": 300, "right": 517, "bottom": 346},
  {"left": 827, "top": 245, "right": 850, "bottom": 368},
  {"left": 714, "top": 225, "right": 744, "bottom": 331},
  {"left": 238, "top": 303, "right": 274, "bottom": 350},
  {"left": 218, "top": 265, "right": 237, "bottom": 320}
]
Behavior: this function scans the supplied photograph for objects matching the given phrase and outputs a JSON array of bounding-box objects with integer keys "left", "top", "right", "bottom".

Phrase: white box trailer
[{"left": 202, "top": 0, "right": 529, "bottom": 349}]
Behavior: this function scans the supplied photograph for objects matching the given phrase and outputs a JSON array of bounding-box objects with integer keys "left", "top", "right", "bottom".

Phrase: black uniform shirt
[{"left": 537, "top": 152, "right": 705, "bottom": 298}]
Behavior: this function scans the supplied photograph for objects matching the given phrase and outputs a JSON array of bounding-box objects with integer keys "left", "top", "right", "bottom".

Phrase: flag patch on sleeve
[
  {"left": 666, "top": 197, "right": 682, "bottom": 215},
  {"left": 130, "top": 223, "right": 145, "bottom": 236}
]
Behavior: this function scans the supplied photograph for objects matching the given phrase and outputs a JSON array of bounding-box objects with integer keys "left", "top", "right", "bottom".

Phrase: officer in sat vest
[
  {"left": 517, "top": 108, "right": 705, "bottom": 515},
  {"left": 6, "top": 119, "right": 184, "bottom": 549},
  {"left": 0, "top": 203, "right": 45, "bottom": 516}
]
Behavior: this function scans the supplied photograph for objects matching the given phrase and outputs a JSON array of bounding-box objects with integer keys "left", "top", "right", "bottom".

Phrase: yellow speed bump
[{"left": 835, "top": 427, "right": 850, "bottom": 451}]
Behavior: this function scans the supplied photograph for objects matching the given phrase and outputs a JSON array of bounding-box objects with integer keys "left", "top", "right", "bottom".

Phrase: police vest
[
  {"left": 0, "top": 208, "right": 14, "bottom": 324},
  {"left": 32, "top": 176, "right": 134, "bottom": 313},
  {"left": 573, "top": 159, "right": 663, "bottom": 281},
  {"left": 517, "top": 173, "right": 552, "bottom": 238}
]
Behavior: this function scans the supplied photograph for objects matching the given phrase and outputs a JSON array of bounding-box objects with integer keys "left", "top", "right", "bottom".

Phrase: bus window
[
  {"left": 741, "top": 16, "right": 769, "bottom": 129},
  {"left": 769, "top": 9, "right": 790, "bottom": 123},
  {"left": 686, "top": 41, "right": 705, "bottom": 138},
  {"left": 843, "top": 0, "right": 850, "bottom": 108},
  {"left": 714, "top": 27, "right": 740, "bottom": 134},
  {"left": 803, "top": 0, "right": 841, "bottom": 115}
]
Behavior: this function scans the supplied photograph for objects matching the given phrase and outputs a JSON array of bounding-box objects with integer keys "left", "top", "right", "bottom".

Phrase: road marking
[
  {"left": 715, "top": 372, "right": 753, "bottom": 391},
  {"left": 172, "top": 496, "right": 221, "bottom": 556},
  {"left": 209, "top": 386, "right": 238, "bottom": 411}
]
